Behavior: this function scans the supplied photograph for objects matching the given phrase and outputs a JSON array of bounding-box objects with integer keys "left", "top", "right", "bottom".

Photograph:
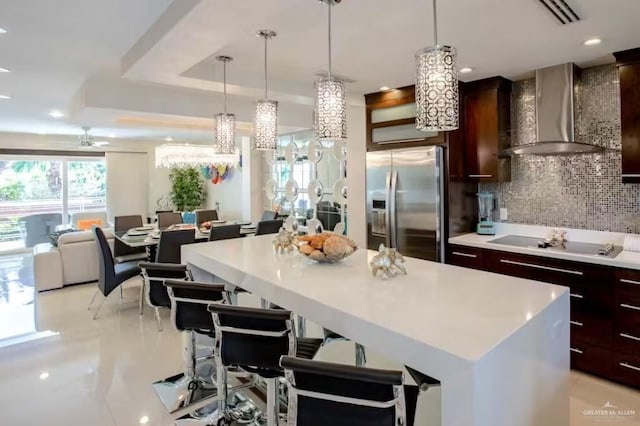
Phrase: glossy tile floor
[{"left": 0, "top": 253, "right": 638, "bottom": 425}]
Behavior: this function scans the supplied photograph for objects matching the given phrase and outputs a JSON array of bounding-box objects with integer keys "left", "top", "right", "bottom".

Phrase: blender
[{"left": 476, "top": 192, "right": 496, "bottom": 235}]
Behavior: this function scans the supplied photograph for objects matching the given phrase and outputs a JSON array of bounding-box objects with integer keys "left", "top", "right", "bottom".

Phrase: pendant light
[
  {"left": 415, "top": 0, "right": 459, "bottom": 131},
  {"left": 314, "top": 0, "right": 346, "bottom": 145},
  {"left": 215, "top": 55, "right": 236, "bottom": 155},
  {"left": 254, "top": 30, "right": 278, "bottom": 150}
]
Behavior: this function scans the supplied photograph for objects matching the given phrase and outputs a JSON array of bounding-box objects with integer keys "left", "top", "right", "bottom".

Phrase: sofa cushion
[{"left": 57, "top": 228, "right": 113, "bottom": 245}]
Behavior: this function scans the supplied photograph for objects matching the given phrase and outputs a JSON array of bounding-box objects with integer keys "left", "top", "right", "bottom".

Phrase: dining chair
[
  {"left": 261, "top": 210, "right": 278, "bottom": 221},
  {"left": 155, "top": 229, "right": 196, "bottom": 264},
  {"left": 157, "top": 212, "right": 183, "bottom": 229},
  {"left": 255, "top": 219, "right": 284, "bottom": 236},
  {"left": 88, "top": 227, "right": 141, "bottom": 319},
  {"left": 195, "top": 209, "right": 219, "bottom": 225},
  {"left": 113, "top": 215, "right": 147, "bottom": 264},
  {"left": 208, "top": 224, "right": 241, "bottom": 241}
]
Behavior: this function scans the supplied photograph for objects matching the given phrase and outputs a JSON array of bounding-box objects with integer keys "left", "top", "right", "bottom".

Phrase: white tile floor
[{"left": 0, "top": 254, "right": 638, "bottom": 425}]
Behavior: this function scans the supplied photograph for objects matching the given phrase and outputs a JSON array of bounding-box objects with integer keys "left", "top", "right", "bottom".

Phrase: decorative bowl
[{"left": 296, "top": 232, "right": 357, "bottom": 263}]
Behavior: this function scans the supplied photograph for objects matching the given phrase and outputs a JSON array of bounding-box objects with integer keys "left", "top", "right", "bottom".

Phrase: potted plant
[{"left": 169, "top": 167, "right": 207, "bottom": 224}]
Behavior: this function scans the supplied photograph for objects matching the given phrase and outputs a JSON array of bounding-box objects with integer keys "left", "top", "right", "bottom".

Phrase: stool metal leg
[
  {"left": 152, "top": 331, "right": 217, "bottom": 414},
  {"left": 355, "top": 343, "right": 367, "bottom": 367},
  {"left": 265, "top": 378, "right": 279, "bottom": 426},
  {"left": 296, "top": 316, "right": 306, "bottom": 338}
]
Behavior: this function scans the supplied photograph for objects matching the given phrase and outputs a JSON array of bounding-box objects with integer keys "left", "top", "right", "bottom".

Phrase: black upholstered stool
[
  {"left": 280, "top": 356, "right": 422, "bottom": 426},
  {"left": 152, "top": 280, "right": 228, "bottom": 415},
  {"left": 204, "top": 304, "right": 323, "bottom": 426}
]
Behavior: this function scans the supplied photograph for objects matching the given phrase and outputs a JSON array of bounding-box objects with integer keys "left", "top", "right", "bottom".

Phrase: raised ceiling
[{"left": 1, "top": 0, "right": 640, "bottom": 140}]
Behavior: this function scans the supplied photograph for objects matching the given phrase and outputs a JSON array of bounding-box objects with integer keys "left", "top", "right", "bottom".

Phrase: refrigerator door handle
[
  {"left": 390, "top": 170, "right": 398, "bottom": 249},
  {"left": 384, "top": 171, "right": 392, "bottom": 248}
]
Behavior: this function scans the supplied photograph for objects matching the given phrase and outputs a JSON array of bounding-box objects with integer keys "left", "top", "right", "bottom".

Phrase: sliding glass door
[{"left": 0, "top": 156, "right": 105, "bottom": 253}]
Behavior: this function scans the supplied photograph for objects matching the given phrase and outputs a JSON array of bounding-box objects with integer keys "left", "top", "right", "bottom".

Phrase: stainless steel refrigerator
[{"left": 366, "top": 146, "right": 444, "bottom": 262}]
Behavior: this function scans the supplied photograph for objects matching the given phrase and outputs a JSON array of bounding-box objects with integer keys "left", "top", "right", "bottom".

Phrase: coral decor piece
[
  {"left": 370, "top": 244, "right": 407, "bottom": 278},
  {"left": 272, "top": 228, "right": 297, "bottom": 254},
  {"left": 296, "top": 232, "right": 357, "bottom": 263}
]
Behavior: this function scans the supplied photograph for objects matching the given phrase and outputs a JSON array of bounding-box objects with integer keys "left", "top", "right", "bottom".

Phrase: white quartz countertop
[
  {"left": 182, "top": 235, "right": 567, "bottom": 363},
  {"left": 450, "top": 224, "right": 640, "bottom": 270}
]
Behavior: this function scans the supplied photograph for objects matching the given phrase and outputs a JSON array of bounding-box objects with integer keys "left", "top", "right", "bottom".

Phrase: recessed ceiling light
[
  {"left": 584, "top": 38, "right": 602, "bottom": 46},
  {"left": 39, "top": 371, "right": 50, "bottom": 380},
  {"left": 49, "top": 110, "right": 64, "bottom": 118},
  {"left": 379, "top": 86, "right": 391, "bottom": 91},
  {"left": 0, "top": 27, "right": 7, "bottom": 34},
  {"left": 0, "top": 94, "right": 10, "bottom": 99},
  {"left": 139, "top": 416, "right": 150, "bottom": 424},
  {"left": 460, "top": 67, "right": 473, "bottom": 73},
  {"left": 0, "top": 68, "right": 9, "bottom": 73},
  {"left": 108, "top": 133, "right": 116, "bottom": 138},
  {"left": 38, "top": 130, "right": 47, "bottom": 135},
  {"left": 165, "top": 136, "right": 173, "bottom": 142}
]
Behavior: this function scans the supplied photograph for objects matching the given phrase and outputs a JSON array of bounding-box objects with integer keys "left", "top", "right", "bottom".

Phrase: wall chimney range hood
[{"left": 508, "top": 63, "right": 605, "bottom": 155}]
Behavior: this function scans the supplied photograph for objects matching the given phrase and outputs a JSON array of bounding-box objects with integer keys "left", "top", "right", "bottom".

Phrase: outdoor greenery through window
[{"left": 0, "top": 156, "right": 106, "bottom": 252}]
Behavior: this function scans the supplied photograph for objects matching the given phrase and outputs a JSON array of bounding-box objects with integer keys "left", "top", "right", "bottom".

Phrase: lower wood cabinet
[{"left": 448, "top": 243, "right": 640, "bottom": 388}]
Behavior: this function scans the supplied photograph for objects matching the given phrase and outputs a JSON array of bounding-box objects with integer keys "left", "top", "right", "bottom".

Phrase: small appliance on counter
[{"left": 476, "top": 192, "right": 496, "bottom": 235}]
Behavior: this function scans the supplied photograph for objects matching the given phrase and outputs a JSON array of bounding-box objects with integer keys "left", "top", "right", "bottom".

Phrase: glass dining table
[{"left": 114, "top": 222, "right": 256, "bottom": 261}]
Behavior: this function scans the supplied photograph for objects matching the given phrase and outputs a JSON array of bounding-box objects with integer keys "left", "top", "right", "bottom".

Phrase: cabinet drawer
[
  {"left": 615, "top": 329, "right": 640, "bottom": 356},
  {"left": 612, "top": 353, "right": 640, "bottom": 389},
  {"left": 485, "top": 250, "right": 613, "bottom": 309},
  {"left": 616, "top": 270, "right": 640, "bottom": 306},
  {"left": 571, "top": 309, "right": 613, "bottom": 348},
  {"left": 447, "top": 245, "right": 484, "bottom": 269},
  {"left": 570, "top": 343, "right": 612, "bottom": 377}
]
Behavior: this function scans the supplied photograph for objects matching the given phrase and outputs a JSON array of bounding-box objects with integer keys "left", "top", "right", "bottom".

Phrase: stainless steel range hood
[{"left": 508, "top": 63, "right": 604, "bottom": 155}]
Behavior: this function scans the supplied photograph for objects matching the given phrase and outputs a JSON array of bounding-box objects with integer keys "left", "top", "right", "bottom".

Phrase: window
[{"left": 0, "top": 156, "right": 106, "bottom": 252}]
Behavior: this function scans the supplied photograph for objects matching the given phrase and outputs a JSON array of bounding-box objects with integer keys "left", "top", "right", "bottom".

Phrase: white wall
[
  {"left": 147, "top": 146, "right": 172, "bottom": 212},
  {"left": 346, "top": 104, "right": 367, "bottom": 246},
  {"left": 105, "top": 152, "right": 148, "bottom": 221}
]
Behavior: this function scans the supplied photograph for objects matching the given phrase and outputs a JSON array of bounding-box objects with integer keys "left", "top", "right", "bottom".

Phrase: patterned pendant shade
[
  {"left": 254, "top": 30, "right": 278, "bottom": 150},
  {"left": 415, "top": 45, "right": 459, "bottom": 131},
  {"left": 215, "top": 56, "right": 236, "bottom": 155},
  {"left": 415, "top": 0, "right": 459, "bottom": 132},
  {"left": 315, "top": 77, "right": 347, "bottom": 143},
  {"left": 314, "top": 0, "right": 347, "bottom": 145},
  {"left": 215, "top": 112, "right": 236, "bottom": 155}
]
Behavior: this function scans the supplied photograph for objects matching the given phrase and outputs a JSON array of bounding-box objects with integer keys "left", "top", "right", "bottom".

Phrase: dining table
[{"left": 114, "top": 221, "right": 257, "bottom": 261}]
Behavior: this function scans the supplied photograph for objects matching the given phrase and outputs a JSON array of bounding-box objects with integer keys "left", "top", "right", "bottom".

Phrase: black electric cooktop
[{"left": 488, "top": 235, "right": 623, "bottom": 259}]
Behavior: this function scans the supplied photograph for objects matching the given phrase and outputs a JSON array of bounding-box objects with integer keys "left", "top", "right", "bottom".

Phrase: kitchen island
[{"left": 182, "top": 235, "right": 570, "bottom": 426}]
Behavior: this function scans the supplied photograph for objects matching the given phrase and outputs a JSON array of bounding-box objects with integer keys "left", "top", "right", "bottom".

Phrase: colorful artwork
[{"left": 201, "top": 164, "right": 233, "bottom": 184}]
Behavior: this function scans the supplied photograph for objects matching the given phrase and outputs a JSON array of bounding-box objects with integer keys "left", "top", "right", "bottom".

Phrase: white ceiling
[{"left": 1, "top": 0, "right": 640, "bottom": 141}]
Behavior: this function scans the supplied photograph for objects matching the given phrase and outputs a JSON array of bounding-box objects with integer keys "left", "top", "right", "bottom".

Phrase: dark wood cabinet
[
  {"left": 446, "top": 245, "right": 484, "bottom": 269},
  {"left": 614, "top": 48, "right": 640, "bottom": 183},
  {"left": 364, "top": 85, "right": 444, "bottom": 152},
  {"left": 462, "top": 77, "right": 512, "bottom": 182},
  {"left": 448, "top": 243, "right": 640, "bottom": 387}
]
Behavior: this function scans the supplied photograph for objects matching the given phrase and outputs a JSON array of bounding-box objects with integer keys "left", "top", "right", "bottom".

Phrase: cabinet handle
[
  {"left": 499, "top": 259, "right": 584, "bottom": 276},
  {"left": 570, "top": 320, "right": 583, "bottom": 327},
  {"left": 620, "top": 332, "right": 640, "bottom": 342},
  {"left": 468, "top": 174, "right": 493, "bottom": 178},
  {"left": 620, "top": 278, "right": 640, "bottom": 286},
  {"left": 570, "top": 348, "right": 583, "bottom": 354},
  {"left": 620, "top": 362, "right": 640, "bottom": 372},
  {"left": 452, "top": 251, "right": 477, "bottom": 258},
  {"left": 570, "top": 293, "right": 584, "bottom": 299},
  {"left": 622, "top": 174, "right": 640, "bottom": 178},
  {"left": 620, "top": 303, "right": 640, "bottom": 311}
]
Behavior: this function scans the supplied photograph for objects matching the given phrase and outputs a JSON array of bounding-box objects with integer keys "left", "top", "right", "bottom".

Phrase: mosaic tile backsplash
[{"left": 480, "top": 64, "right": 640, "bottom": 233}]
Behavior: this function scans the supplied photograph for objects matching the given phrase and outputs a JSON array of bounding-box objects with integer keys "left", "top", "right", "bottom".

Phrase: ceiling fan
[{"left": 79, "top": 126, "right": 109, "bottom": 148}]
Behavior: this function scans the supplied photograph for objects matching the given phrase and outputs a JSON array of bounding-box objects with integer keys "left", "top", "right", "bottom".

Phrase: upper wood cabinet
[
  {"left": 614, "top": 48, "right": 640, "bottom": 183},
  {"left": 365, "top": 85, "right": 444, "bottom": 151},
  {"left": 462, "top": 77, "right": 512, "bottom": 182}
]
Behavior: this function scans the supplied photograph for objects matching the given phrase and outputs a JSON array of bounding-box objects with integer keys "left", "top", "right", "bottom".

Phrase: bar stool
[
  {"left": 152, "top": 279, "right": 229, "bottom": 415},
  {"left": 138, "top": 262, "right": 191, "bottom": 330},
  {"left": 177, "top": 302, "right": 323, "bottom": 426},
  {"left": 280, "top": 356, "right": 422, "bottom": 426}
]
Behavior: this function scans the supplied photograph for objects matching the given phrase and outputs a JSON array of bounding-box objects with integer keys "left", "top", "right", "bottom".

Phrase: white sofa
[{"left": 33, "top": 229, "right": 115, "bottom": 292}]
